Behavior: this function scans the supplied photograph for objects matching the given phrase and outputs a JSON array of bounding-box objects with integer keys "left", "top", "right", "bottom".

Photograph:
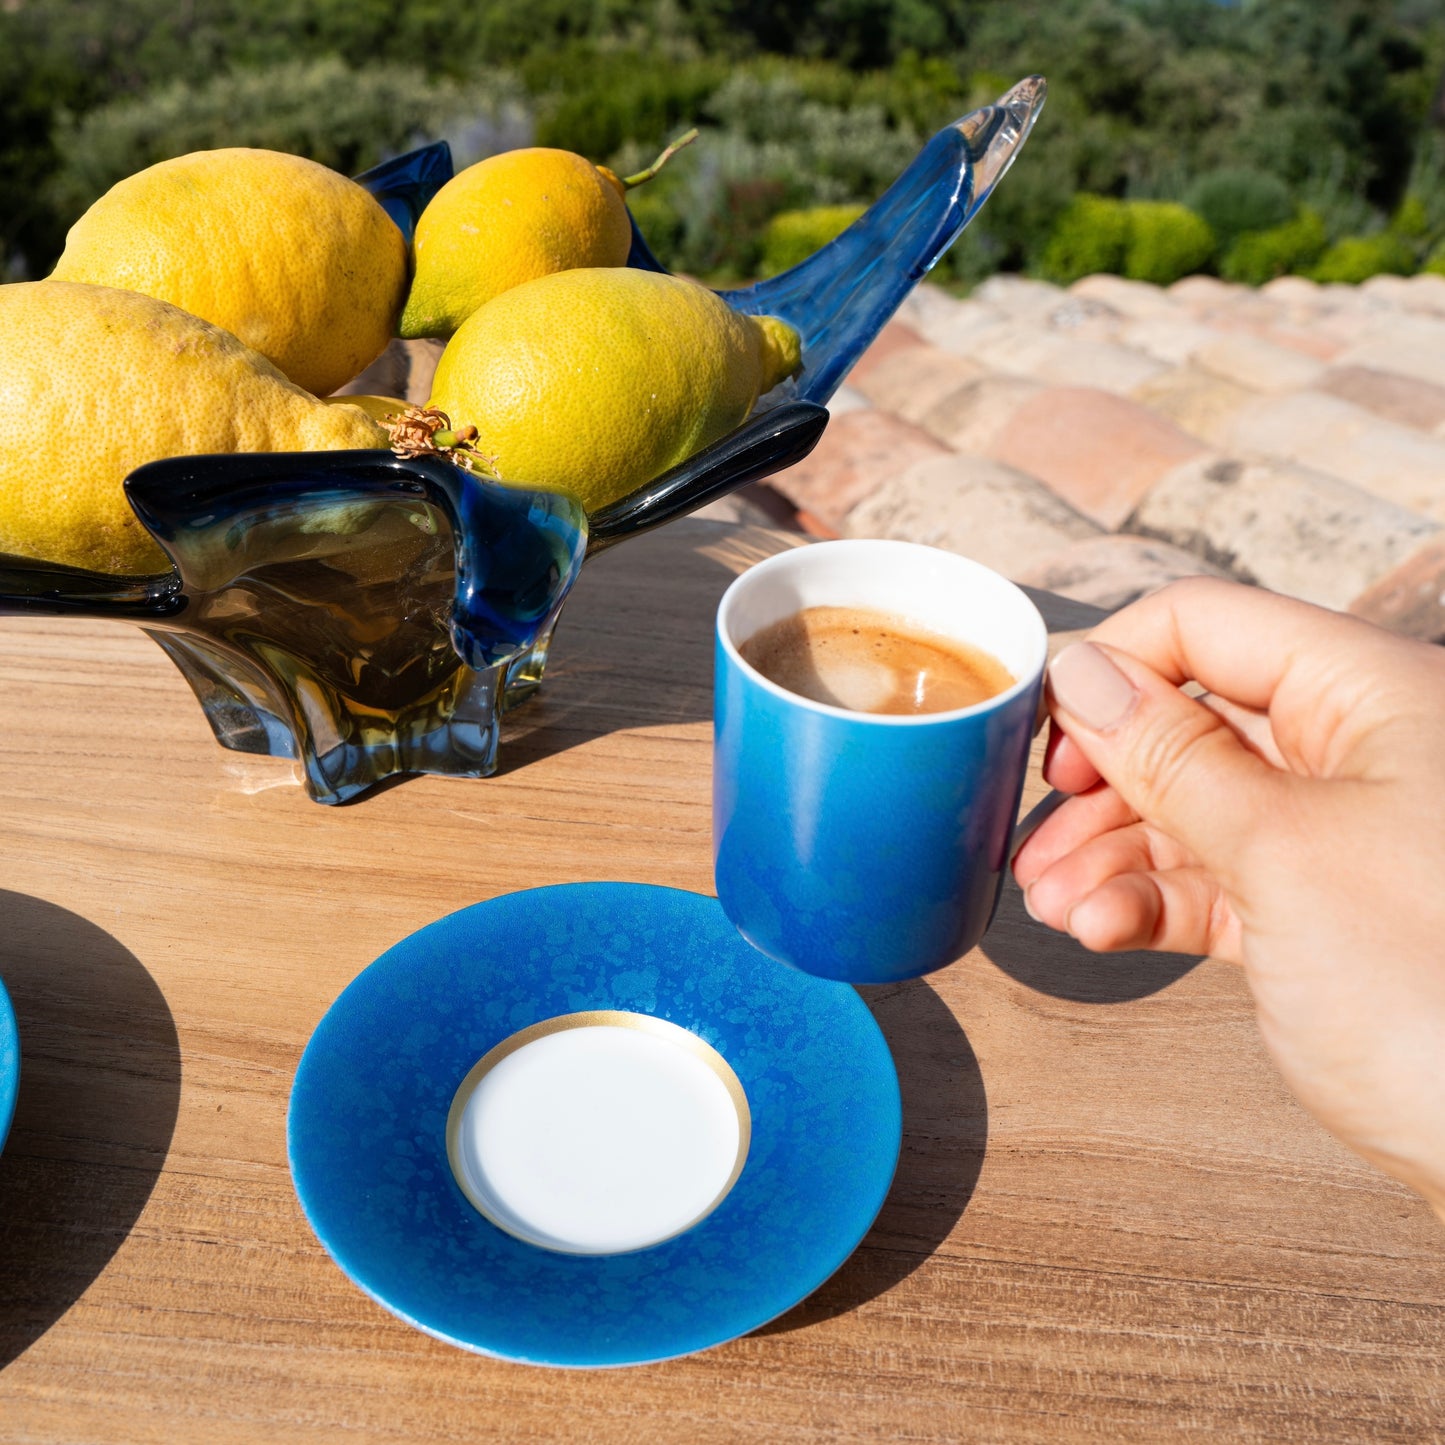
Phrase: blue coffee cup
[{"left": 713, "top": 539, "right": 1047, "bottom": 984}]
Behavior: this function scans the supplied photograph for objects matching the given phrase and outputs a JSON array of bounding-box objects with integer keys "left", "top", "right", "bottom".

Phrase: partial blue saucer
[
  {"left": 0, "top": 974, "right": 18, "bottom": 1155},
  {"left": 288, "top": 882, "right": 901, "bottom": 1367}
]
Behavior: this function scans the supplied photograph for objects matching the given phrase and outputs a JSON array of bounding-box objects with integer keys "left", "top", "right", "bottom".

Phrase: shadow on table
[
  {"left": 753, "top": 977, "right": 986, "bottom": 1335},
  {"left": 982, "top": 874, "right": 1204, "bottom": 1003},
  {"left": 1017, "top": 584, "right": 1113, "bottom": 636},
  {"left": 498, "top": 522, "right": 777, "bottom": 771},
  {"left": 0, "top": 891, "right": 180, "bottom": 1369},
  {"left": 497, "top": 546, "right": 1117, "bottom": 776},
  {"left": 484, "top": 531, "right": 1115, "bottom": 780}
]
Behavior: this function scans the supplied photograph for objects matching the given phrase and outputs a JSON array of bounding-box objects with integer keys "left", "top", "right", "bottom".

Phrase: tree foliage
[
  {"left": 47, "top": 60, "right": 528, "bottom": 221},
  {"left": 3, "top": 0, "right": 1442, "bottom": 285}
]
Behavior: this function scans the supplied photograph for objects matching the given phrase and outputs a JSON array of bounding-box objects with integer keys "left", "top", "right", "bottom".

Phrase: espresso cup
[{"left": 713, "top": 539, "right": 1047, "bottom": 984}]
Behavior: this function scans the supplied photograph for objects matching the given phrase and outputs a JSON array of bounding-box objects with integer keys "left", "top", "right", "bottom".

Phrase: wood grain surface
[{"left": 0, "top": 518, "right": 1441, "bottom": 1443}]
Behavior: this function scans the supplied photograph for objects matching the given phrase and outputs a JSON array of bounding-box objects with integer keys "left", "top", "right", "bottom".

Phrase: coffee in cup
[{"left": 738, "top": 605, "right": 1013, "bottom": 716}]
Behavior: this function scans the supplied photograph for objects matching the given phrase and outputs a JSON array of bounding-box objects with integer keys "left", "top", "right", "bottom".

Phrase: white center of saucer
[{"left": 446, "top": 1011, "right": 750, "bottom": 1255}]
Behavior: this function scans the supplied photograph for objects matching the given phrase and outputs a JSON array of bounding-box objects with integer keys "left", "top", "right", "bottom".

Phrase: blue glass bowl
[{"left": 0, "top": 78, "right": 1045, "bottom": 804}]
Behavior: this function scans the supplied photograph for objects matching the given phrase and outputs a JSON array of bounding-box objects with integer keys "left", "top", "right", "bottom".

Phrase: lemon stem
[
  {"left": 384, "top": 406, "right": 500, "bottom": 479},
  {"left": 433, "top": 427, "right": 477, "bottom": 449},
  {"left": 621, "top": 128, "right": 698, "bottom": 189}
]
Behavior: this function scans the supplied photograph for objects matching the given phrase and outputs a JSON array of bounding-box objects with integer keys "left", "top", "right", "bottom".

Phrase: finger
[
  {"left": 1049, "top": 693, "right": 1284, "bottom": 787},
  {"left": 1082, "top": 577, "right": 1443, "bottom": 776},
  {"left": 1013, "top": 783, "right": 1140, "bottom": 888},
  {"left": 1010, "top": 788, "right": 1069, "bottom": 859},
  {"left": 1086, "top": 577, "right": 1383, "bottom": 708},
  {"left": 1196, "top": 691, "right": 1288, "bottom": 770},
  {"left": 1023, "top": 818, "right": 1202, "bottom": 933},
  {"left": 1046, "top": 639, "right": 1288, "bottom": 871},
  {"left": 1042, "top": 721, "right": 1100, "bottom": 794},
  {"left": 1065, "top": 868, "right": 1240, "bottom": 959},
  {"left": 1022, "top": 820, "right": 1161, "bottom": 929}
]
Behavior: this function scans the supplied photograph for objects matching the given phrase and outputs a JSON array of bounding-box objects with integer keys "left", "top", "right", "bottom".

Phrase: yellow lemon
[
  {"left": 51, "top": 149, "right": 407, "bottom": 397},
  {"left": 427, "top": 268, "right": 802, "bottom": 512},
  {"left": 0, "top": 281, "right": 387, "bottom": 575},
  {"left": 399, "top": 148, "right": 634, "bottom": 340}
]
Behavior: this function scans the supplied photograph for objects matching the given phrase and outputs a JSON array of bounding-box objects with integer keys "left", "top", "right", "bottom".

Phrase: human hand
[{"left": 1012, "top": 578, "right": 1445, "bottom": 1221}]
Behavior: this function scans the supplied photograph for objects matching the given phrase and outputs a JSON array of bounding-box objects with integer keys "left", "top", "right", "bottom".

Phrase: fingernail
[
  {"left": 1047, "top": 642, "right": 1138, "bottom": 732},
  {"left": 1022, "top": 887, "right": 1042, "bottom": 924}
]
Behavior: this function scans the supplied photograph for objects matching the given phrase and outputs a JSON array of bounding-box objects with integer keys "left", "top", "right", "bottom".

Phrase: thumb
[{"left": 1047, "top": 640, "right": 1286, "bottom": 871}]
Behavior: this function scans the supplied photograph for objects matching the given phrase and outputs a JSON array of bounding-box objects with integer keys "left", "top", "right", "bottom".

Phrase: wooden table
[{"left": 1, "top": 517, "right": 1441, "bottom": 1443}]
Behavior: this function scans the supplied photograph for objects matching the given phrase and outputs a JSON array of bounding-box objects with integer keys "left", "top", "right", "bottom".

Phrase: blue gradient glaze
[
  {"left": 713, "top": 543, "right": 1046, "bottom": 983},
  {"left": 715, "top": 651, "right": 1039, "bottom": 982},
  {"left": 288, "top": 883, "right": 900, "bottom": 1366},
  {"left": 0, "top": 975, "right": 17, "bottom": 1156}
]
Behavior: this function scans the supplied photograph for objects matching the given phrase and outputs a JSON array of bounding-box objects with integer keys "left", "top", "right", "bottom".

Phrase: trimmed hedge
[
  {"left": 1220, "top": 209, "right": 1327, "bottom": 285},
  {"left": 1311, "top": 232, "right": 1416, "bottom": 284},
  {"left": 1040, "top": 195, "right": 1215, "bottom": 287},
  {"left": 1123, "top": 201, "right": 1216, "bottom": 285},
  {"left": 1038, "top": 195, "right": 1130, "bottom": 284},
  {"left": 1035, "top": 190, "right": 1445, "bottom": 290}
]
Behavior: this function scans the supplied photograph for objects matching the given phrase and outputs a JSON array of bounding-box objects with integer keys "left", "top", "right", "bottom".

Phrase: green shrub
[
  {"left": 1038, "top": 194, "right": 1129, "bottom": 285},
  {"left": 680, "top": 176, "right": 791, "bottom": 282},
  {"left": 1183, "top": 168, "right": 1294, "bottom": 250},
  {"left": 1399, "top": 133, "right": 1445, "bottom": 257},
  {"left": 759, "top": 203, "right": 866, "bottom": 276},
  {"left": 1038, "top": 195, "right": 1214, "bottom": 287},
  {"left": 48, "top": 59, "right": 527, "bottom": 223},
  {"left": 1220, "top": 209, "right": 1328, "bottom": 285},
  {"left": 1390, "top": 194, "right": 1431, "bottom": 244},
  {"left": 606, "top": 71, "right": 920, "bottom": 279},
  {"left": 529, "top": 49, "right": 726, "bottom": 160},
  {"left": 1310, "top": 232, "right": 1416, "bottom": 285},
  {"left": 1123, "top": 200, "right": 1216, "bottom": 285},
  {"left": 1424, "top": 243, "right": 1445, "bottom": 278},
  {"left": 625, "top": 190, "right": 683, "bottom": 261}
]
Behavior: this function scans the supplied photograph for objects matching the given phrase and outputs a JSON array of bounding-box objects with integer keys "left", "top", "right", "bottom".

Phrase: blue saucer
[
  {"left": 0, "top": 975, "right": 18, "bottom": 1155},
  {"left": 288, "top": 883, "right": 901, "bottom": 1367}
]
